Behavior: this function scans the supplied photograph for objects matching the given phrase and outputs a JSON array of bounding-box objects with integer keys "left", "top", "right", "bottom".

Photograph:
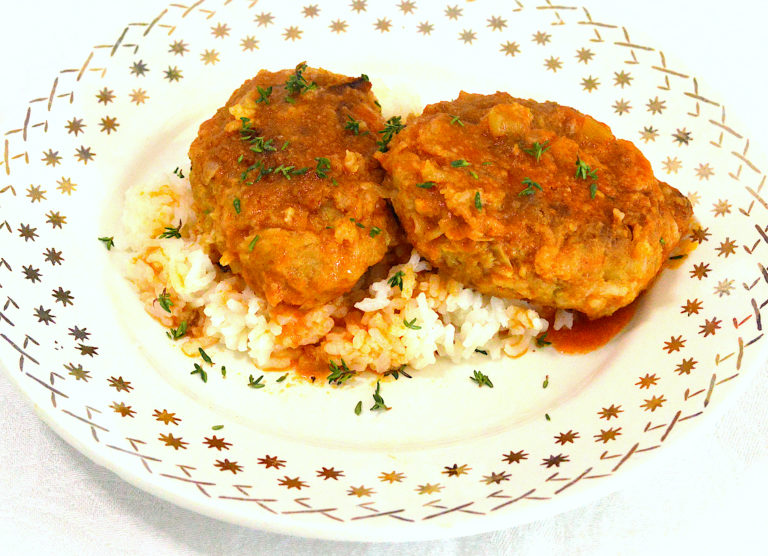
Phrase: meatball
[
  {"left": 189, "top": 64, "right": 399, "bottom": 309},
  {"left": 377, "top": 92, "right": 693, "bottom": 318}
]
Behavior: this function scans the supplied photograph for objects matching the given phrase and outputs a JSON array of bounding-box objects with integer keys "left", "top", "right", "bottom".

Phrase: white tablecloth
[{"left": 2, "top": 1, "right": 767, "bottom": 554}]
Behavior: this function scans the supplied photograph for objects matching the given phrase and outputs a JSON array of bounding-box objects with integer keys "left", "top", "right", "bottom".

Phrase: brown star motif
[
  {"left": 278, "top": 476, "right": 308, "bottom": 490},
  {"left": 77, "top": 344, "right": 98, "bottom": 357},
  {"left": 689, "top": 227, "right": 711, "bottom": 243},
  {"left": 302, "top": 4, "right": 320, "bottom": 18},
  {"left": 347, "top": 485, "right": 374, "bottom": 497},
  {"left": 374, "top": 18, "right": 392, "bottom": 32},
  {"left": 129, "top": 60, "right": 148, "bottom": 76},
  {"left": 613, "top": 99, "right": 631, "bottom": 115},
  {"left": 164, "top": 66, "right": 183, "bottom": 82},
  {"left": 329, "top": 19, "right": 348, "bottom": 33},
  {"left": 716, "top": 238, "right": 737, "bottom": 257},
  {"left": 482, "top": 471, "right": 511, "bottom": 485},
  {"left": 594, "top": 427, "right": 622, "bottom": 443},
  {"left": 129, "top": 89, "right": 149, "bottom": 105},
  {"left": 712, "top": 199, "right": 731, "bottom": 217},
  {"left": 52, "top": 287, "right": 74, "bottom": 306},
  {"left": 672, "top": 128, "right": 693, "bottom": 146},
  {"left": 316, "top": 467, "right": 344, "bottom": 480},
  {"left": 541, "top": 454, "right": 569, "bottom": 468},
  {"left": 662, "top": 156, "right": 682, "bottom": 174},
  {"left": 46, "top": 210, "right": 66, "bottom": 228},
  {"left": 350, "top": 0, "right": 367, "bottom": 13},
  {"left": 255, "top": 12, "right": 274, "bottom": 26},
  {"left": 459, "top": 29, "right": 477, "bottom": 44},
  {"left": 695, "top": 163, "right": 715, "bottom": 180},
  {"left": 714, "top": 279, "right": 734, "bottom": 297},
  {"left": 74, "top": 145, "right": 95, "bottom": 164},
  {"left": 258, "top": 454, "right": 286, "bottom": 469},
  {"left": 65, "top": 118, "right": 85, "bottom": 136},
  {"left": 639, "top": 126, "right": 658, "bottom": 142},
  {"left": 56, "top": 177, "right": 76, "bottom": 195},
  {"left": 99, "top": 116, "right": 119, "bottom": 134},
  {"left": 415, "top": 483, "right": 443, "bottom": 495},
  {"left": 663, "top": 335, "right": 686, "bottom": 353},
  {"left": 635, "top": 373, "right": 659, "bottom": 389},
  {"left": 215, "top": 459, "right": 243, "bottom": 474},
  {"left": 283, "top": 26, "right": 303, "bottom": 41},
  {"left": 110, "top": 402, "right": 136, "bottom": 418},
  {"left": 18, "top": 223, "right": 38, "bottom": 242},
  {"left": 640, "top": 394, "right": 666, "bottom": 412},
  {"left": 675, "top": 357, "right": 697, "bottom": 375},
  {"left": 500, "top": 41, "right": 520, "bottom": 56},
  {"left": 487, "top": 16, "right": 507, "bottom": 31},
  {"left": 443, "top": 463, "right": 471, "bottom": 477},
  {"left": 169, "top": 40, "right": 188, "bottom": 55},
  {"left": 26, "top": 185, "right": 46, "bottom": 202},
  {"left": 646, "top": 96, "right": 666, "bottom": 114},
  {"left": 699, "top": 317, "right": 722, "bottom": 337},
  {"left": 444, "top": 5, "right": 462, "bottom": 19},
  {"left": 544, "top": 56, "right": 562, "bottom": 72},
  {"left": 681, "top": 298, "right": 703, "bottom": 316},
  {"left": 68, "top": 326, "right": 90, "bottom": 341},
  {"left": 688, "top": 192, "right": 701, "bottom": 206},
  {"left": 597, "top": 404, "right": 623, "bottom": 420},
  {"left": 398, "top": 0, "right": 417, "bottom": 14},
  {"left": 614, "top": 70, "right": 633, "bottom": 87},
  {"left": 203, "top": 435, "right": 232, "bottom": 451},
  {"left": 96, "top": 87, "right": 115, "bottom": 104},
  {"left": 65, "top": 363, "right": 89, "bottom": 381},
  {"left": 21, "top": 265, "right": 42, "bottom": 283},
  {"left": 241, "top": 36, "right": 259, "bottom": 51},
  {"left": 502, "top": 449, "right": 528, "bottom": 464},
  {"left": 211, "top": 23, "right": 230, "bottom": 38},
  {"left": 108, "top": 376, "right": 133, "bottom": 392},
  {"left": 159, "top": 433, "right": 188, "bottom": 450},
  {"left": 42, "top": 149, "right": 62, "bottom": 167},
  {"left": 43, "top": 247, "right": 64, "bottom": 265},
  {"left": 581, "top": 76, "right": 600, "bottom": 92},
  {"left": 417, "top": 21, "right": 434, "bottom": 35},
  {"left": 532, "top": 31, "right": 551, "bottom": 45},
  {"left": 554, "top": 430, "right": 580, "bottom": 444},
  {"left": 690, "top": 262, "right": 711, "bottom": 280},
  {"left": 379, "top": 470, "right": 405, "bottom": 483},
  {"left": 153, "top": 409, "right": 181, "bottom": 425},
  {"left": 575, "top": 47, "right": 594, "bottom": 63}
]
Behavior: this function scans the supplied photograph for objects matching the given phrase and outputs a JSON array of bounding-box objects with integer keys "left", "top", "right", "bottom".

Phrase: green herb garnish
[
  {"left": 383, "top": 365, "right": 412, "bottom": 380},
  {"left": 545, "top": 413, "right": 551, "bottom": 421},
  {"left": 469, "top": 369, "right": 493, "bottom": 388},
  {"left": 276, "top": 373, "right": 288, "bottom": 383},
  {"left": 173, "top": 167, "right": 185, "bottom": 179},
  {"left": 451, "top": 159, "right": 470, "bottom": 168},
  {"left": 522, "top": 140, "right": 550, "bottom": 162},
  {"left": 212, "top": 425, "right": 224, "bottom": 430},
  {"left": 589, "top": 182, "right": 598, "bottom": 199},
  {"left": 198, "top": 347, "right": 213, "bottom": 364},
  {"left": 519, "top": 177, "right": 543, "bottom": 196},
  {"left": 354, "top": 401, "right": 362, "bottom": 415},
  {"left": 158, "top": 221, "right": 182, "bottom": 239},
  {"left": 543, "top": 375, "right": 549, "bottom": 388},
  {"left": 255, "top": 85, "right": 273, "bottom": 104},
  {"left": 416, "top": 181, "right": 436, "bottom": 189},
  {"left": 474, "top": 348, "right": 488, "bottom": 355},
  {"left": 469, "top": 170, "right": 479, "bottom": 179},
  {"left": 221, "top": 366, "right": 227, "bottom": 378},
  {"left": 233, "top": 198, "right": 241, "bottom": 214},
  {"left": 369, "top": 226, "right": 382, "bottom": 238},
  {"left": 403, "top": 318, "right": 421, "bottom": 330},
  {"left": 281, "top": 140, "right": 290, "bottom": 151},
  {"left": 248, "top": 235, "right": 260, "bottom": 251},
  {"left": 575, "top": 157, "right": 598, "bottom": 181},
  {"left": 327, "top": 359, "right": 355, "bottom": 385},
  {"left": 387, "top": 270, "right": 405, "bottom": 290},
  {"left": 191, "top": 363, "right": 208, "bottom": 383},
  {"left": 450, "top": 115, "right": 465, "bottom": 127},
  {"left": 98, "top": 236, "right": 115, "bottom": 250},
  {"left": 248, "top": 374, "right": 265, "bottom": 389},
  {"left": 166, "top": 320, "right": 187, "bottom": 340},
  {"left": 370, "top": 381, "right": 390, "bottom": 411},
  {"left": 315, "top": 157, "right": 331, "bottom": 178},
  {"left": 377, "top": 116, "right": 405, "bottom": 152},
  {"left": 345, "top": 114, "right": 361, "bottom": 135},
  {"left": 535, "top": 332, "right": 551, "bottom": 347},
  {"left": 284, "top": 61, "right": 317, "bottom": 97},
  {"left": 474, "top": 191, "right": 482, "bottom": 209},
  {"left": 157, "top": 288, "right": 173, "bottom": 313}
]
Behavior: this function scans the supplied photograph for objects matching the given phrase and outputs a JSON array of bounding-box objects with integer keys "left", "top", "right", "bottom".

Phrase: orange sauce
[{"left": 546, "top": 298, "right": 639, "bottom": 354}]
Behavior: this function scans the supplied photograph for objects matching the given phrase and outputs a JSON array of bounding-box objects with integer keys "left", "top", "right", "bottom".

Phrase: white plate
[{"left": 1, "top": 0, "right": 767, "bottom": 542}]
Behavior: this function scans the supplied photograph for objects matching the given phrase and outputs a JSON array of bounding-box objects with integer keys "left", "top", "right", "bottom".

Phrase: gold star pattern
[
  {"left": 598, "top": 404, "right": 623, "bottom": 420},
  {"left": 258, "top": 454, "right": 286, "bottom": 469},
  {"left": 662, "top": 156, "right": 682, "bottom": 174},
  {"left": 283, "top": 26, "right": 303, "bottom": 41},
  {"left": 33, "top": 306, "right": 55, "bottom": 325},
  {"left": 65, "top": 363, "right": 89, "bottom": 381},
  {"left": 695, "top": 163, "right": 714, "bottom": 180},
  {"left": 153, "top": 409, "right": 181, "bottom": 425},
  {"left": 712, "top": 199, "right": 731, "bottom": 217},
  {"left": 110, "top": 402, "right": 136, "bottom": 418},
  {"left": 614, "top": 70, "right": 633, "bottom": 87},
  {"left": 350, "top": 0, "right": 367, "bottom": 13},
  {"left": 68, "top": 326, "right": 89, "bottom": 341},
  {"left": 379, "top": 470, "right": 405, "bottom": 483},
  {"left": 200, "top": 49, "right": 220, "bottom": 65},
  {"left": 129, "top": 60, "right": 148, "bottom": 76},
  {"left": 541, "top": 454, "right": 569, "bottom": 468},
  {"left": 374, "top": 18, "right": 392, "bottom": 32},
  {"left": 681, "top": 298, "right": 703, "bottom": 316},
  {"left": 502, "top": 450, "right": 528, "bottom": 464},
  {"left": 18, "top": 223, "right": 38, "bottom": 242},
  {"left": 255, "top": 12, "right": 274, "bottom": 26},
  {"left": 96, "top": 87, "right": 115, "bottom": 104},
  {"left": 672, "top": 128, "right": 693, "bottom": 146},
  {"left": 241, "top": 36, "right": 259, "bottom": 51},
  {"left": 581, "top": 76, "right": 600, "bottom": 92},
  {"left": 635, "top": 373, "right": 659, "bottom": 389},
  {"left": 532, "top": 31, "right": 551, "bottom": 45},
  {"left": 159, "top": 433, "right": 188, "bottom": 450},
  {"left": 203, "top": 436, "right": 232, "bottom": 451},
  {"left": 417, "top": 21, "right": 434, "bottom": 35},
  {"left": 74, "top": 146, "right": 95, "bottom": 164},
  {"left": 487, "top": 16, "right": 507, "bottom": 31},
  {"left": 690, "top": 227, "right": 711, "bottom": 243},
  {"left": 544, "top": 56, "right": 562, "bottom": 72},
  {"left": 43, "top": 247, "right": 63, "bottom": 265},
  {"left": 554, "top": 430, "right": 580, "bottom": 444},
  {"left": 444, "top": 5, "right": 462, "bottom": 19},
  {"left": 164, "top": 66, "right": 183, "bottom": 82},
  {"left": 690, "top": 262, "right": 711, "bottom": 280},
  {"left": 65, "top": 118, "right": 85, "bottom": 136},
  {"left": 129, "top": 89, "right": 149, "bottom": 105},
  {"left": 646, "top": 96, "right": 666, "bottom": 114},
  {"left": 688, "top": 191, "right": 701, "bottom": 206},
  {"left": 108, "top": 376, "right": 133, "bottom": 392},
  {"left": 278, "top": 476, "right": 308, "bottom": 490},
  {"left": 77, "top": 344, "right": 98, "bottom": 357},
  {"left": 302, "top": 4, "right": 320, "bottom": 18},
  {"left": 347, "top": 485, "right": 374, "bottom": 497},
  {"left": 699, "top": 317, "right": 722, "bottom": 337},
  {"left": 98, "top": 116, "right": 119, "bottom": 134},
  {"left": 482, "top": 471, "right": 511, "bottom": 485},
  {"left": 459, "top": 29, "right": 477, "bottom": 44},
  {"left": 663, "top": 335, "right": 686, "bottom": 353},
  {"left": 714, "top": 279, "right": 734, "bottom": 297},
  {"left": 21, "top": 265, "right": 41, "bottom": 283},
  {"left": 398, "top": 0, "right": 417, "bottom": 14},
  {"left": 42, "top": 149, "right": 62, "bottom": 167},
  {"left": 500, "top": 41, "right": 520, "bottom": 57},
  {"left": 169, "top": 40, "right": 188, "bottom": 55},
  {"left": 639, "top": 126, "right": 658, "bottom": 143},
  {"left": 640, "top": 395, "right": 666, "bottom": 412},
  {"left": 613, "top": 99, "right": 631, "bottom": 115},
  {"left": 316, "top": 467, "right": 344, "bottom": 480},
  {"left": 443, "top": 464, "right": 471, "bottom": 477},
  {"left": 674, "top": 357, "right": 697, "bottom": 375},
  {"left": 716, "top": 238, "right": 737, "bottom": 257},
  {"left": 575, "top": 47, "right": 594, "bottom": 63},
  {"left": 594, "top": 427, "right": 622, "bottom": 443},
  {"left": 26, "top": 185, "right": 46, "bottom": 202},
  {"left": 215, "top": 459, "right": 243, "bottom": 474},
  {"left": 329, "top": 19, "right": 348, "bottom": 33},
  {"left": 52, "top": 287, "right": 74, "bottom": 306},
  {"left": 415, "top": 483, "right": 443, "bottom": 495}
]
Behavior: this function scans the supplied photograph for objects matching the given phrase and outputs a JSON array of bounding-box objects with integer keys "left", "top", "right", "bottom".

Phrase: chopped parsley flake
[
  {"left": 354, "top": 400, "right": 362, "bottom": 415},
  {"left": 469, "top": 170, "right": 479, "bottom": 179},
  {"left": 387, "top": 270, "right": 405, "bottom": 290},
  {"left": 469, "top": 369, "right": 493, "bottom": 388},
  {"left": 98, "top": 236, "right": 115, "bottom": 250},
  {"left": 360, "top": 73, "right": 370, "bottom": 82},
  {"left": 474, "top": 348, "right": 488, "bottom": 355},
  {"left": 377, "top": 116, "right": 405, "bottom": 152},
  {"left": 543, "top": 374, "right": 549, "bottom": 388},
  {"left": 519, "top": 177, "right": 543, "bottom": 196},
  {"left": 281, "top": 140, "right": 290, "bottom": 151}
]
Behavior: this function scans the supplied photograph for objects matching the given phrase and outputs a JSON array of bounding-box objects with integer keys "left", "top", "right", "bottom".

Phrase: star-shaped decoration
[
  {"left": 639, "top": 125, "right": 658, "bottom": 143},
  {"left": 714, "top": 279, "right": 735, "bottom": 297},
  {"left": 379, "top": 470, "right": 405, "bottom": 483},
  {"left": 646, "top": 96, "right": 666, "bottom": 114},
  {"left": 108, "top": 376, "right": 133, "bottom": 392},
  {"left": 613, "top": 99, "right": 631, "bottom": 115},
  {"left": 43, "top": 247, "right": 64, "bottom": 265},
  {"left": 594, "top": 427, "right": 622, "bottom": 443},
  {"left": 211, "top": 23, "right": 230, "bottom": 38},
  {"left": 96, "top": 87, "right": 115, "bottom": 105},
  {"left": 164, "top": 66, "right": 183, "bottom": 82},
  {"left": 329, "top": 19, "right": 348, "bottom": 33},
  {"left": 74, "top": 145, "right": 95, "bottom": 164},
  {"left": 690, "top": 262, "right": 711, "bottom": 280},
  {"left": 21, "top": 265, "right": 42, "bottom": 283},
  {"left": 129, "top": 89, "right": 149, "bottom": 105},
  {"left": 640, "top": 394, "right": 666, "bottom": 412},
  {"left": 541, "top": 454, "right": 569, "bottom": 468},
  {"left": 444, "top": 5, "right": 462, "bottom": 20},
  {"left": 255, "top": 12, "right": 274, "bottom": 27},
  {"left": 41, "top": 149, "right": 62, "bottom": 167},
  {"left": 159, "top": 433, "right": 188, "bottom": 450},
  {"left": 68, "top": 326, "right": 90, "bottom": 341},
  {"left": 597, "top": 404, "right": 623, "bottom": 420},
  {"left": 26, "top": 185, "right": 46, "bottom": 203},
  {"left": 502, "top": 449, "right": 528, "bottom": 464},
  {"left": 688, "top": 191, "right": 701, "bottom": 206},
  {"left": 302, "top": 4, "right": 320, "bottom": 18},
  {"left": 200, "top": 49, "right": 220, "bottom": 65},
  {"left": 674, "top": 357, "right": 697, "bottom": 375},
  {"left": 374, "top": 18, "right": 392, "bottom": 32},
  {"left": 45, "top": 210, "right": 66, "bottom": 228},
  {"left": 554, "top": 430, "right": 580, "bottom": 445},
  {"left": 129, "top": 60, "right": 149, "bottom": 76},
  {"left": 544, "top": 56, "right": 562, "bottom": 72},
  {"left": 575, "top": 47, "right": 594, "bottom": 63},
  {"left": 33, "top": 306, "right": 55, "bottom": 325},
  {"left": 65, "top": 363, "right": 90, "bottom": 381},
  {"left": 635, "top": 373, "right": 659, "bottom": 389},
  {"left": 316, "top": 467, "right": 344, "bottom": 480},
  {"left": 443, "top": 463, "right": 471, "bottom": 477},
  {"left": 672, "top": 128, "right": 693, "bottom": 146},
  {"left": 614, "top": 70, "right": 633, "bottom": 88},
  {"left": 52, "top": 287, "right": 74, "bottom": 306},
  {"left": 663, "top": 335, "right": 686, "bottom": 353},
  {"left": 278, "top": 476, "right": 308, "bottom": 489},
  {"left": 77, "top": 344, "right": 98, "bottom": 357},
  {"left": 398, "top": 0, "right": 417, "bottom": 14},
  {"left": 459, "top": 29, "right": 477, "bottom": 44},
  {"left": 283, "top": 26, "right": 303, "bottom": 41},
  {"left": 699, "top": 317, "right": 722, "bottom": 337},
  {"left": 153, "top": 408, "right": 181, "bottom": 425},
  {"left": 532, "top": 31, "right": 551, "bottom": 45},
  {"left": 241, "top": 35, "right": 259, "bottom": 51},
  {"left": 98, "top": 116, "right": 119, "bottom": 134},
  {"left": 169, "top": 40, "right": 189, "bottom": 55},
  {"left": 694, "top": 163, "right": 714, "bottom": 180},
  {"left": 215, "top": 459, "right": 243, "bottom": 474},
  {"left": 716, "top": 238, "right": 737, "bottom": 257},
  {"left": 712, "top": 199, "right": 731, "bottom": 217},
  {"left": 662, "top": 156, "right": 682, "bottom": 174},
  {"left": 350, "top": 0, "right": 367, "bottom": 13},
  {"left": 487, "top": 16, "right": 507, "bottom": 31},
  {"left": 482, "top": 471, "right": 511, "bottom": 485},
  {"left": 65, "top": 118, "right": 85, "bottom": 136},
  {"left": 347, "top": 485, "right": 374, "bottom": 497},
  {"left": 689, "top": 227, "right": 711, "bottom": 244},
  {"left": 258, "top": 454, "right": 286, "bottom": 469},
  {"left": 203, "top": 435, "right": 232, "bottom": 451},
  {"left": 581, "top": 76, "right": 600, "bottom": 92},
  {"left": 415, "top": 483, "right": 443, "bottom": 495},
  {"left": 681, "top": 298, "right": 703, "bottom": 316},
  {"left": 18, "top": 223, "right": 38, "bottom": 242},
  {"left": 417, "top": 21, "right": 434, "bottom": 35},
  {"left": 110, "top": 401, "right": 136, "bottom": 418},
  {"left": 500, "top": 41, "right": 521, "bottom": 57}
]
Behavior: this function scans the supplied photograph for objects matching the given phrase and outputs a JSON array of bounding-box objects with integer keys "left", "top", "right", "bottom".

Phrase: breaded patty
[
  {"left": 189, "top": 64, "right": 399, "bottom": 308},
  {"left": 377, "top": 92, "right": 693, "bottom": 318}
]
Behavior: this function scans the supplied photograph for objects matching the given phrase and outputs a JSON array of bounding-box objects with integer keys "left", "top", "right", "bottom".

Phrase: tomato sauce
[{"left": 546, "top": 298, "right": 639, "bottom": 354}]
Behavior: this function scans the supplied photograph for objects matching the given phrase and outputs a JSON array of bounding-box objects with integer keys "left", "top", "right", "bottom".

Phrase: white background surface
[{"left": 1, "top": 1, "right": 767, "bottom": 554}]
